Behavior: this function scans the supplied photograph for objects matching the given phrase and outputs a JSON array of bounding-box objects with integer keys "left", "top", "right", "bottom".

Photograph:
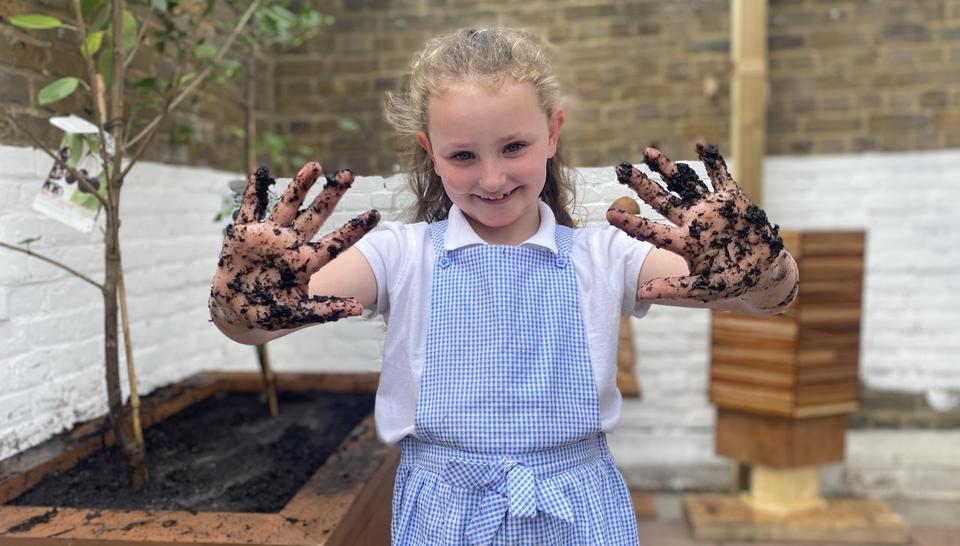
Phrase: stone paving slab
[
  {"left": 637, "top": 492, "right": 960, "bottom": 546},
  {"left": 637, "top": 520, "right": 959, "bottom": 546}
]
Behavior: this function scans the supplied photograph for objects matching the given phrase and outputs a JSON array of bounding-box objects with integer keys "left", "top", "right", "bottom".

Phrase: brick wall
[
  {"left": 5, "top": 1, "right": 958, "bottom": 174},
  {"left": 271, "top": 0, "right": 960, "bottom": 175}
]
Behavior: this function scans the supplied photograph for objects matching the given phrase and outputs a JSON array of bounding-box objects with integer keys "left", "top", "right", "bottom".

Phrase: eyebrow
[{"left": 447, "top": 134, "right": 526, "bottom": 148}]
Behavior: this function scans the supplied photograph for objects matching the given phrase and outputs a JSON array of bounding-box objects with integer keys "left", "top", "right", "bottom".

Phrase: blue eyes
[{"left": 450, "top": 142, "right": 526, "bottom": 161}]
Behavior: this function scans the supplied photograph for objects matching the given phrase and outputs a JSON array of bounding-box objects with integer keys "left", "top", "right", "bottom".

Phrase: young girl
[{"left": 210, "top": 27, "right": 798, "bottom": 546}]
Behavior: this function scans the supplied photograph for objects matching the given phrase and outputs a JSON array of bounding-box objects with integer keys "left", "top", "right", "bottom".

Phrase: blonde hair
[{"left": 384, "top": 27, "right": 577, "bottom": 227}]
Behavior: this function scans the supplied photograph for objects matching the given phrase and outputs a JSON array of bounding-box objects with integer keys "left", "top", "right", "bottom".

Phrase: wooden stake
[
  {"left": 243, "top": 44, "right": 279, "bottom": 419},
  {"left": 257, "top": 344, "right": 279, "bottom": 417}
]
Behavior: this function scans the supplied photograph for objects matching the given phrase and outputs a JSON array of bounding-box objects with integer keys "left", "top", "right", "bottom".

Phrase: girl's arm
[
  {"left": 307, "top": 247, "right": 378, "bottom": 310},
  {"left": 209, "top": 163, "right": 380, "bottom": 345},
  {"left": 608, "top": 140, "right": 799, "bottom": 316}
]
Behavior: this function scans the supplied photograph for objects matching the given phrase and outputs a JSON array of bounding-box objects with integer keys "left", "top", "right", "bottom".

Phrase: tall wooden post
[{"left": 730, "top": 0, "right": 767, "bottom": 203}]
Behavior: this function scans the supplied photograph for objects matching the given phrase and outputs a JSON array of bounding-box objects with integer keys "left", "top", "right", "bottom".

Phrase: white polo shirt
[{"left": 354, "top": 200, "right": 654, "bottom": 446}]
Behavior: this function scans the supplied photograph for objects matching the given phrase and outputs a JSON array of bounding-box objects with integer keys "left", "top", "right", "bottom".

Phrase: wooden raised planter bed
[{"left": 0, "top": 371, "right": 398, "bottom": 545}]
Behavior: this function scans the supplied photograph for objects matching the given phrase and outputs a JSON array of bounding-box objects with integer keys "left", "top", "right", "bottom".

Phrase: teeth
[{"left": 480, "top": 190, "right": 512, "bottom": 200}]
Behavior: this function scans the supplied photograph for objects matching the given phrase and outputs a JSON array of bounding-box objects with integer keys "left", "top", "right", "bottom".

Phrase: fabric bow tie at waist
[{"left": 443, "top": 457, "right": 574, "bottom": 546}]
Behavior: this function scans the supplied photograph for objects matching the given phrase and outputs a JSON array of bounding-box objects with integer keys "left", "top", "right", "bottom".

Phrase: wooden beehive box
[{"left": 710, "top": 230, "right": 866, "bottom": 419}]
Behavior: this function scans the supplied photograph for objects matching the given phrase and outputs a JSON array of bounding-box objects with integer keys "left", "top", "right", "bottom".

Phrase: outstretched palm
[
  {"left": 209, "top": 163, "right": 380, "bottom": 330},
  {"left": 607, "top": 140, "right": 790, "bottom": 304}
]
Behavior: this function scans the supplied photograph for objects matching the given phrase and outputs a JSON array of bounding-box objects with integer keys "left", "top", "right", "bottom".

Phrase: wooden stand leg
[{"left": 743, "top": 465, "right": 826, "bottom": 516}]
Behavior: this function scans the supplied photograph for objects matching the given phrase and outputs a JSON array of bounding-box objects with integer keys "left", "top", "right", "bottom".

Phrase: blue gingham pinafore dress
[{"left": 390, "top": 220, "right": 639, "bottom": 545}]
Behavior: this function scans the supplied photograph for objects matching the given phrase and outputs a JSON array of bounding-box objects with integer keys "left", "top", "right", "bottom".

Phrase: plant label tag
[{"left": 32, "top": 116, "right": 112, "bottom": 233}]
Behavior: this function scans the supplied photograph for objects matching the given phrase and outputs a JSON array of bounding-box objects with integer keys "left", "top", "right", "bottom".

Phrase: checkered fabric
[{"left": 391, "top": 220, "right": 639, "bottom": 545}]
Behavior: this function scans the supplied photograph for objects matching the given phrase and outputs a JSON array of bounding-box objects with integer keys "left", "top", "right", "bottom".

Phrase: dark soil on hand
[{"left": 9, "top": 390, "right": 374, "bottom": 513}]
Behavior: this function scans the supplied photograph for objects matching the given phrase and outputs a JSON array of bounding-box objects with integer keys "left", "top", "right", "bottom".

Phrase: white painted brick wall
[{"left": 1, "top": 144, "right": 958, "bottom": 499}]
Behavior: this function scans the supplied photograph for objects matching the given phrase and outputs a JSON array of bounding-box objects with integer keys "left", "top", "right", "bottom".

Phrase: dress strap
[
  {"left": 552, "top": 224, "right": 575, "bottom": 269},
  {"left": 428, "top": 220, "right": 451, "bottom": 268}
]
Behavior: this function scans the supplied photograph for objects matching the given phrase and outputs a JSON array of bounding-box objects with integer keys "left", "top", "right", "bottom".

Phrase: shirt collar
[{"left": 445, "top": 200, "right": 559, "bottom": 254}]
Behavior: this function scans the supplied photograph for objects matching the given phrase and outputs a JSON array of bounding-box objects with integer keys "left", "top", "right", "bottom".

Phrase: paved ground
[{"left": 635, "top": 493, "right": 960, "bottom": 546}]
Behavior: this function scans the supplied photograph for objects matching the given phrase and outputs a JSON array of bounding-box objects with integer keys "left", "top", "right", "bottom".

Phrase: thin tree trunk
[{"left": 103, "top": 196, "right": 123, "bottom": 439}]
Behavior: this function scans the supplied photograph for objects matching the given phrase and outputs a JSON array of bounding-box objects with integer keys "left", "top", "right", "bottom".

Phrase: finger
[
  {"left": 607, "top": 208, "right": 687, "bottom": 256},
  {"left": 293, "top": 169, "right": 355, "bottom": 240},
  {"left": 269, "top": 162, "right": 324, "bottom": 225},
  {"left": 252, "top": 295, "right": 363, "bottom": 330},
  {"left": 616, "top": 162, "right": 686, "bottom": 225},
  {"left": 644, "top": 147, "right": 709, "bottom": 205},
  {"left": 236, "top": 167, "right": 276, "bottom": 224},
  {"left": 695, "top": 139, "right": 738, "bottom": 193},
  {"left": 304, "top": 210, "right": 382, "bottom": 272}
]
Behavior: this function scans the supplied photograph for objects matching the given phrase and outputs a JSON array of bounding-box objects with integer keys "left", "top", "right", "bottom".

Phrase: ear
[
  {"left": 416, "top": 131, "right": 434, "bottom": 162},
  {"left": 547, "top": 106, "right": 564, "bottom": 159}
]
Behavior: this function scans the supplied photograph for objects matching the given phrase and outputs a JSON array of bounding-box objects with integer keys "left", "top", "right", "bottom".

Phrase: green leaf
[
  {"left": 300, "top": 11, "right": 321, "bottom": 30},
  {"left": 82, "top": 31, "right": 104, "bottom": 58},
  {"left": 17, "top": 236, "right": 42, "bottom": 246},
  {"left": 221, "top": 59, "right": 241, "bottom": 79},
  {"left": 97, "top": 36, "right": 114, "bottom": 89},
  {"left": 229, "top": 126, "right": 245, "bottom": 139},
  {"left": 90, "top": 3, "right": 111, "bottom": 33},
  {"left": 38, "top": 77, "right": 80, "bottom": 105},
  {"left": 194, "top": 43, "right": 216, "bottom": 60},
  {"left": 134, "top": 76, "right": 159, "bottom": 90},
  {"left": 150, "top": 0, "right": 169, "bottom": 11},
  {"left": 170, "top": 123, "right": 194, "bottom": 145},
  {"left": 67, "top": 133, "right": 85, "bottom": 168},
  {"left": 179, "top": 72, "right": 196, "bottom": 85},
  {"left": 85, "top": 135, "right": 101, "bottom": 156},
  {"left": 338, "top": 118, "right": 360, "bottom": 133},
  {"left": 323, "top": 15, "right": 335, "bottom": 26},
  {"left": 10, "top": 14, "right": 62, "bottom": 30},
  {"left": 122, "top": 9, "right": 138, "bottom": 55},
  {"left": 81, "top": 0, "right": 103, "bottom": 17}
]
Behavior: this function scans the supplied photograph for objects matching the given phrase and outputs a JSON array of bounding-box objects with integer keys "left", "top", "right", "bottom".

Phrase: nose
[{"left": 477, "top": 160, "right": 507, "bottom": 193}]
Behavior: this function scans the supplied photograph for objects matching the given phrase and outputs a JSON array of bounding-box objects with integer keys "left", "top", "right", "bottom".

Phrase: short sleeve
[
  {"left": 613, "top": 228, "right": 655, "bottom": 318},
  {"left": 575, "top": 225, "right": 655, "bottom": 319},
  {"left": 353, "top": 220, "right": 408, "bottom": 318}
]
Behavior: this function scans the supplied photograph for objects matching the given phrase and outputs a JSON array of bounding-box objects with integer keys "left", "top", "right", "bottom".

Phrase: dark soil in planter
[{"left": 9, "top": 390, "right": 374, "bottom": 513}]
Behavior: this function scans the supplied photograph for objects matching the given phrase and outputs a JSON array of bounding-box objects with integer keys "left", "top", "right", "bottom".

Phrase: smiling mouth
[{"left": 476, "top": 187, "right": 518, "bottom": 201}]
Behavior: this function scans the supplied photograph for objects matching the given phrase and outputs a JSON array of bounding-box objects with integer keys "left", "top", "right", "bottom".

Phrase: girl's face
[{"left": 416, "top": 81, "right": 564, "bottom": 244}]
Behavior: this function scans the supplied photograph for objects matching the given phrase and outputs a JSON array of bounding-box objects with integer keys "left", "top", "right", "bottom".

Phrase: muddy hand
[
  {"left": 209, "top": 163, "right": 380, "bottom": 330},
  {"left": 607, "top": 139, "right": 790, "bottom": 303}
]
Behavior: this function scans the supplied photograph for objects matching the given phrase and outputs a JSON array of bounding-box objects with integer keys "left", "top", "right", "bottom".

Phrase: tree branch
[
  {"left": 124, "top": 0, "right": 260, "bottom": 153},
  {"left": 120, "top": 12, "right": 206, "bottom": 179},
  {"left": 110, "top": 0, "right": 126, "bottom": 189},
  {"left": 1, "top": 106, "right": 109, "bottom": 208},
  {"left": 0, "top": 241, "right": 105, "bottom": 292},
  {"left": 71, "top": 0, "right": 114, "bottom": 192},
  {"left": 124, "top": 18, "right": 149, "bottom": 69}
]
